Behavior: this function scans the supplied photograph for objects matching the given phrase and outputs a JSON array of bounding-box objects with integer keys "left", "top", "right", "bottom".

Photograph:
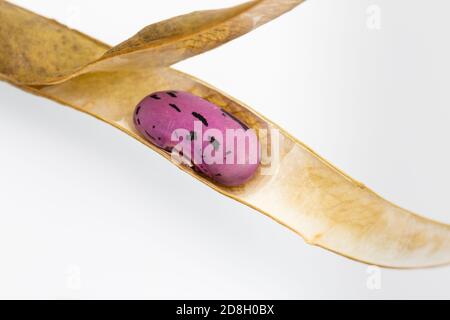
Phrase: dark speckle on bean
[
  {"left": 192, "top": 112, "right": 208, "bottom": 126},
  {"left": 150, "top": 94, "right": 161, "bottom": 100},
  {"left": 167, "top": 91, "right": 178, "bottom": 98},
  {"left": 169, "top": 103, "right": 181, "bottom": 112},
  {"left": 208, "top": 136, "right": 220, "bottom": 151},
  {"left": 187, "top": 131, "right": 197, "bottom": 141}
]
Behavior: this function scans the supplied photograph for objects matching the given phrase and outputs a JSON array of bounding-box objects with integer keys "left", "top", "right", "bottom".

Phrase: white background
[{"left": 1, "top": 0, "right": 449, "bottom": 299}]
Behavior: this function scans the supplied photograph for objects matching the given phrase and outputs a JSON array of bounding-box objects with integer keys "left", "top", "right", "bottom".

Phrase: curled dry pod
[{"left": 1, "top": 0, "right": 449, "bottom": 268}]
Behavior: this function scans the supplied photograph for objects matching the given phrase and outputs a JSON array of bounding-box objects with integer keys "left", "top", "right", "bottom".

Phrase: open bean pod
[{"left": 1, "top": 0, "right": 449, "bottom": 268}]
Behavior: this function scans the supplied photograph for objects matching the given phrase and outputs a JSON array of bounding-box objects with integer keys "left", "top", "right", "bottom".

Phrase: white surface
[{"left": 0, "top": 0, "right": 449, "bottom": 299}]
